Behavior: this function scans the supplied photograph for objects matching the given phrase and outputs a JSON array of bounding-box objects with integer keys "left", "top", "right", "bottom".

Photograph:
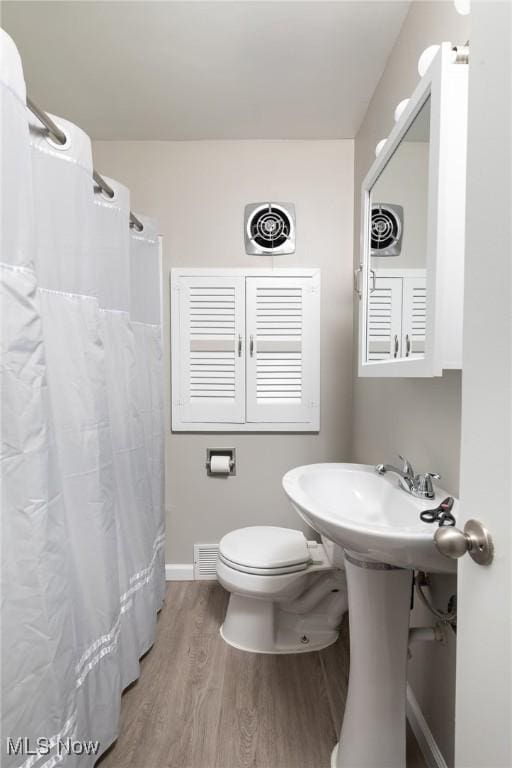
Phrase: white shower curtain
[{"left": 1, "top": 29, "right": 165, "bottom": 767}]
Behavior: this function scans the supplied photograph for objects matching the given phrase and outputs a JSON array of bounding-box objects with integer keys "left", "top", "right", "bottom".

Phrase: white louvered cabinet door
[
  {"left": 402, "top": 276, "right": 426, "bottom": 358},
  {"left": 366, "top": 277, "right": 403, "bottom": 361},
  {"left": 245, "top": 275, "right": 320, "bottom": 428},
  {"left": 176, "top": 276, "right": 245, "bottom": 424}
]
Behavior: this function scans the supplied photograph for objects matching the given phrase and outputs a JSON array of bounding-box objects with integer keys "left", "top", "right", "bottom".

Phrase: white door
[
  {"left": 366, "top": 276, "right": 403, "bottom": 361},
  {"left": 454, "top": 4, "right": 511, "bottom": 766},
  {"left": 175, "top": 275, "right": 245, "bottom": 424},
  {"left": 402, "top": 276, "right": 426, "bottom": 358},
  {"left": 245, "top": 275, "right": 319, "bottom": 426}
]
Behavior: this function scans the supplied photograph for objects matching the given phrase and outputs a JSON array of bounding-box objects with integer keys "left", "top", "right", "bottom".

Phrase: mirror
[
  {"left": 359, "top": 42, "right": 468, "bottom": 378},
  {"left": 366, "top": 97, "right": 431, "bottom": 363}
]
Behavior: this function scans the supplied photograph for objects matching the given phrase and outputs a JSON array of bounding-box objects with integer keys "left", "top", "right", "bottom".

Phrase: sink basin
[
  {"left": 283, "top": 462, "right": 458, "bottom": 573},
  {"left": 282, "top": 462, "right": 459, "bottom": 768}
]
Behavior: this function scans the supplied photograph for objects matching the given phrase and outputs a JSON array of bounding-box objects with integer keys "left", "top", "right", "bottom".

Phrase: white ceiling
[{"left": 2, "top": 1, "right": 410, "bottom": 140}]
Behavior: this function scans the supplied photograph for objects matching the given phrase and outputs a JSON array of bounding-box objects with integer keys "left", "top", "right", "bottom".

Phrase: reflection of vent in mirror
[
  {"left": 371, "top": 203, "right": 403, "bottom": 257},
  {"left": 245, "top": 203, "right": 296, "bottom": 255}
]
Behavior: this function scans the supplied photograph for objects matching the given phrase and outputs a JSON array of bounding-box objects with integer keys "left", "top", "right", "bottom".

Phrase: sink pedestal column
[{"left": 332, "top": 552, "right": 413, "bottom": 768}]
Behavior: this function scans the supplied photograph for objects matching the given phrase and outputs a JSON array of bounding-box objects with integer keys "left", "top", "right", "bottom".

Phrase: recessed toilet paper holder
[{"left": 206, "top": 447, "right": 236, "bottom": 476}]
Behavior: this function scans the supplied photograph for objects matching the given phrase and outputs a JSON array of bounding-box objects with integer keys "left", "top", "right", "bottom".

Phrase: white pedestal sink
[{"left": 282, "top": 463, "right": 457, "bottom": 768}]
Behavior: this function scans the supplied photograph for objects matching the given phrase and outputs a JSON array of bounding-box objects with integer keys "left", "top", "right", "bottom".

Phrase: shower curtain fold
[
  {"left": 1, "top": 35, "right": 79, "bottom": 767},
  {"left": 129, "top": 216, "right": 166, "bottom": 611},
  {"left": 94, "top": 182, "right": 163, "bottom": 688},
  {"left": 1, "top": 29, "right": 165, "bottom": 768}
]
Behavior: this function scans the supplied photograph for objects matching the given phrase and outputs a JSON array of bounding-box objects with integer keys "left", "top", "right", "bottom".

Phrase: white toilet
[{"left": 216, "top": 526, "right": 348, "bottom": 654}]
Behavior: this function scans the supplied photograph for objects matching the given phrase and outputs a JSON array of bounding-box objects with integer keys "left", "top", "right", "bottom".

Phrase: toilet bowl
[{"left": 217, "top": 526, "right": 348, "bottom": 654}]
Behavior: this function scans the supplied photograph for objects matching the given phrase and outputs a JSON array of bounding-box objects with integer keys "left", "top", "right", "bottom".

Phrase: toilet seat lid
[{"left": 219, "top": 526, "right": 311, "bottom": 570}]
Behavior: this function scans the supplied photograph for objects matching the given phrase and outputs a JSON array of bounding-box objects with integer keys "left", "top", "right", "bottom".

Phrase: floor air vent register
[{"left": 193, "top": 543, "right": 220, "bottom": 580}]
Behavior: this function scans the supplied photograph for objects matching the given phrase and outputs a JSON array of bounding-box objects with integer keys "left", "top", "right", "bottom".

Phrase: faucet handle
[
  {"left": 398, "top": 454, "right": 414, "bottom": 478},
  {"left": 414, "top": 472, "right": 441, "bottom": 499}
]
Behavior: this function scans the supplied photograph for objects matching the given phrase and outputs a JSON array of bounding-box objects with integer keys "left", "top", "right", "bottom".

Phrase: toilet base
[
  {"left": 220, "top": 591, "right": 343, "bottom": 654},
  {"left": 220, "top": 620, "right": 338, "bottom": 654}
]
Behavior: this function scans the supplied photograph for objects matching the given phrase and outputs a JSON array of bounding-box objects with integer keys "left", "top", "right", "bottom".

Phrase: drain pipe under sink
[{"left": 408, "top": 623, "right": 446, "bottom": 657}]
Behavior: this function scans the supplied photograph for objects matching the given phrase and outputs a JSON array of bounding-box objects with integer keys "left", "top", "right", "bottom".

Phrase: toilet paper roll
[{"left": 209, "top": 455, "right": 231, "bottom": 474}]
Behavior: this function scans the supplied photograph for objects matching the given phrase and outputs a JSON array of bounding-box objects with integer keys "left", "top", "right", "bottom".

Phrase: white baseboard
[
  {"left": 165, "top": 563, "right": 194, "bottom": 581},
  {"left": 406, "top": 684, "right": 448, "bottom": 768}
]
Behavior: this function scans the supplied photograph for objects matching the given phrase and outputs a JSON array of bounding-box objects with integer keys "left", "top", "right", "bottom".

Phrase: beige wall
[
  {"left": 351, "top": 3, "right": 470, "bottom": 765},
  {"left": 92, "top": 139, "right": 355, "bottom": 564},
  {"left": 372, "top": 141, "right": 429, "bottom": 271}
]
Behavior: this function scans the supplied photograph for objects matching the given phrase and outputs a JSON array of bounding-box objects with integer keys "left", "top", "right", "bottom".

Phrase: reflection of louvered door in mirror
[
  {"left": 402, "top": 276, "right": 426, "bottom": 358},
  {"left": 366, "top": 277, "right": 403, "bottom": 361},
  {"left": 177, "top": 275, "right": 245, "bottom": 423},
  {"left": 245, "top": 276, "right": 319, "bottom": 425}
]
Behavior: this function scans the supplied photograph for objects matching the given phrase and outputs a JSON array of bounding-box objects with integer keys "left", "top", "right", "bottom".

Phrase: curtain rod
[{"left": 26, "top": 97, "right": 144, "bottom": 233}]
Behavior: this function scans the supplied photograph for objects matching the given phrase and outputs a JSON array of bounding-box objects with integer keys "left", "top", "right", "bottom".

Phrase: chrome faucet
[{"left": 375, "top": 455, "right": 440, "bottom": 499}]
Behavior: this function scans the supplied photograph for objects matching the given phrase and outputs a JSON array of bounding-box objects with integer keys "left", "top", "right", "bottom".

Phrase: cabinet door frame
[
  {"left": 366, "top": 275, "right": 403, "bottom": 362},
  {"left": 402, "top": 273, "right": 427, "bottom": 359},
  {"left": 172, "top": 274, "right": 245, "bottom": 427},
  {"left": 171, "top": 268, "right": 320, "bottom": 432},
  {"left": 245, "top": 274, "right": 320, "bottom": 427},
  {"left": 358, "top": 42, "right": 468, "bottom": 378}
]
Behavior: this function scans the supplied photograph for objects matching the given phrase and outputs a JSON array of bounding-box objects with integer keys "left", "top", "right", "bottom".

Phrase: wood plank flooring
[{"left": 97, "top": 582, "right": 426, "bottom": 768}]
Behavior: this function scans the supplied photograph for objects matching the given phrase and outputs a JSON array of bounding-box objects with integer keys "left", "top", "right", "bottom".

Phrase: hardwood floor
[{"left": 97, "top": 582, "right": 426, "bottom": 768}]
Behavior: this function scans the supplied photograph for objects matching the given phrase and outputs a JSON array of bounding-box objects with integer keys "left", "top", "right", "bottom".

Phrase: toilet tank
[{"left": 321, "top": 535, "right": 345, "bottom": 569}]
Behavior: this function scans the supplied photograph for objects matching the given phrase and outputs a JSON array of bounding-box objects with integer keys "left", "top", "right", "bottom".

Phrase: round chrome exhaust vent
[
  {"left": 371, "top": 203, "right": 403, "bottom": 257},
  {"left": 245, "top": 203, "right": 296, "bottom": 255}
]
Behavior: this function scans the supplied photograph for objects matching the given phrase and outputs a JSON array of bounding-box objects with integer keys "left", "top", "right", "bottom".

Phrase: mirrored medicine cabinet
[{"left": 357, "top": 42, "right": 469, "bottom": 377}]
